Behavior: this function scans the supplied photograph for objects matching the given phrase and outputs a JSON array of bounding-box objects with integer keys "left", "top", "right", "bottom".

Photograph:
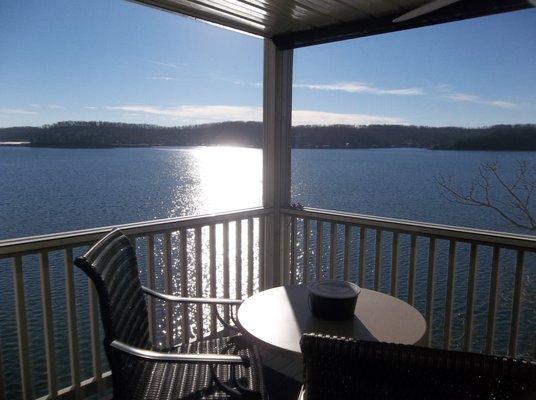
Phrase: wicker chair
[
  {"left": 299, "top": 333, "right": 536, "bottom": 400},
  {"left": 74, "top": 229, "right": 265, "bottom": 400}
]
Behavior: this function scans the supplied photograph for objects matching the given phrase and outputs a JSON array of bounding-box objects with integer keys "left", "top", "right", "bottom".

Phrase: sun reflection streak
[
  {"left": 192, "top": 146, "right": 262, "bottom": 213},
  {"left": 153, "top": 146, "right": 263, "bottom": 344}
]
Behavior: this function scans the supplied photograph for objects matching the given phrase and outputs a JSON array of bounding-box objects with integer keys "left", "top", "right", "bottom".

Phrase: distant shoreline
[
  {"left": 2, "top": 121, "right": 535, "bottom": 151},
  {"left": 2, "top": 143, "right": 536, "bottom": 152}
]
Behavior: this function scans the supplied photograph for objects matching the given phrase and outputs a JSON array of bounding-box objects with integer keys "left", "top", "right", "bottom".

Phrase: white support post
[{"left": 263, "top": 39, "right": 293, "bottom": 289}]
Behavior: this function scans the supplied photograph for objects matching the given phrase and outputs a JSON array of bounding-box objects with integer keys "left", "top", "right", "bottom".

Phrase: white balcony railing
[
  {"left": 281, "top": 207, "right": 536, "bottom": 358},
  {"left": 0, "top": 207, "right": 270, "bottom": 400},
  {"left": 0, "top": 206, "right": 535, "bottom": 400}
]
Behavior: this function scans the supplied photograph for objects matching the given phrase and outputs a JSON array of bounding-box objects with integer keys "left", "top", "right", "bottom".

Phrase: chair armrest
[
  {"left": 142, "top": 286, "right": 243, "bottom": 305},
  {"left": 109, "top": 340, "right": 247, "bottom": 365}
]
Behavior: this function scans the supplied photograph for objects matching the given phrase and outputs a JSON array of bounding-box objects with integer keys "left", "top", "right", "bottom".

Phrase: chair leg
[{"left": 209, "top": 364, "right": 242, "bottom": 397}]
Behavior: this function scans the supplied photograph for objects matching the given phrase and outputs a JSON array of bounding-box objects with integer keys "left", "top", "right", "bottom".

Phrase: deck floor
[
  {"left": 261, "top": 348, "right": 302, "bottom": 399},
  {"left": 264, "top": 365, "right": 301, "bottom": 400},
  {"left": 91, "top": 349, "right": 302, "bottom": 400}
]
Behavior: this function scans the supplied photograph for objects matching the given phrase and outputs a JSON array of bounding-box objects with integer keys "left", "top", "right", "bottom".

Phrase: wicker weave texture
[
  {"left": 75, "top": 230, "right": 265, "bottom": 400},
  {"left": 300, "top": 333, "right": 536, "bottom": 400},
  {"left": 75, "top": 229, "right": 151, "bottom": 349},
  {"left": 119, "top": 335, "right": 264, "bottom": 400}
]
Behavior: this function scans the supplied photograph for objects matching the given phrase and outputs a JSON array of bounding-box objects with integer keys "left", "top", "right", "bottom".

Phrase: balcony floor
[
  {"left": 89, "top": 366, "right": 300, "bottom": 400},
  {"left": 264, "top": 365, "right": 302, "bottom": 400}
]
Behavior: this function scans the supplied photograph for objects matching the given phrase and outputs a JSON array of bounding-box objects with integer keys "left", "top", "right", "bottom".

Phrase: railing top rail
[
  {"left": 0, "top": 207, "right": 271, "bottom": 258},
  {"left": 3, "top": 204, "right": 535, "bottom": 258},
  {"left": 284, "top": 207, "right": 536, "bottom": 251}
]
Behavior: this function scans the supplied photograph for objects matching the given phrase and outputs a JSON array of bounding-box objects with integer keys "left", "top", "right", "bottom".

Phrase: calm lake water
[
  {"left": 0, "top": 146, "right": 535, "bottom": 398},
  {"left": 2, "top": 146, "right": 536, "bottom": 239}
]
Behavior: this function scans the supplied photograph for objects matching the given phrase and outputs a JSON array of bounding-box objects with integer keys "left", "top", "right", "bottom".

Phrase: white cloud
[
  {"left": 227, "top": 79, "right": 262, "bottom": 87},
  {"left": 143, "top": 59, "right": 184, "bottom": 69},
  {"left": 437, "top": 85, "right": 517, "bottom": 109},
  {"left": 294, "top": 82, "right": 425, "bottom": 96},
  {"left": 230, "top": 80, "right": 423, "bottom": 96},
  {"left": 443, "top": 92, "right": 516, "bottom": 109},
  {"left": 293, "top": 110, "right": 404, "bottom": 125},
  {"left": 83, "top": 106, "right": 97, "bottom": 110},
  {"left": 0, "top": 108, "right": 37, "bottom": 115},
  {"left": 229, "top": 79, "right": 524, "bottom": 111},
  {"left": 106, "top": 104, "right": 404, "bottom": 125},
  {"left": 28, "top": 103, "right": 65, "bottom": 110},
  {"left": 106, "top": 104, "right": 261, "bottom": 123},
  {"left": 145, "top": 76, "right": 176, "bottom": 81}
]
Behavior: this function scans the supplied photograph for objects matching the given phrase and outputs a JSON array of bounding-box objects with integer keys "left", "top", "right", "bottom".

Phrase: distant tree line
[{"left": 1, "top": 121, "right": 535, "bottom": 150}]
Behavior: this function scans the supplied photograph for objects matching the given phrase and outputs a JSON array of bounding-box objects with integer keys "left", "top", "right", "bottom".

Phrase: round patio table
[{"left": 237, "top": 284, "right": 427, "bottom": 357}]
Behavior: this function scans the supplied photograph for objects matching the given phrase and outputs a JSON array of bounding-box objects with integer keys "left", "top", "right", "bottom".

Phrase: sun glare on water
[{"left": 192, "top": 146, "right": 262, "bottom": 214}]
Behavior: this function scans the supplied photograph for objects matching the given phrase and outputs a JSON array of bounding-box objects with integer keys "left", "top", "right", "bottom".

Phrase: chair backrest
[
  {"left": 300, "top": 333, "right": 536, "bottom": 400},
  {"left": 74, "top": 229, "right": 151, "bottom": 350}
]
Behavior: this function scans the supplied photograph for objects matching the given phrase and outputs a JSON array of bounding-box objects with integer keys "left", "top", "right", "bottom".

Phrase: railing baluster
[
  {"left": 316, "top": 220, "right": 323, "bottom": 280},
  {"left": 223, "top": 222, "right": 230, "bottom": 322},
  {"left": 290, "top": 217, "right": 296, "bottom": 284},
  {"left": 359, "top": 227, "right": 366, "bottom": 287},
  {"left": 280, "top": 215, "right": 290, "bottom": 285},
  {"left": 485, "top": 247, "right": 500, "bottom": 354},
  {"left": 247, "top": 218, "right": 254, "bottom": 296},
  {"left": 259, "top": 217, "right": 265, "bottom": 291},
  {"left": 408, "top": 234, "right": 417, "bottom": 305},
  {"left": 164, "top": 231, "right": 174, "bottom": 347},
  {"left": 195, "top": 227, "right": 203, "bottom": 340},
  {"left": 88, "top": 279, "right": 102, "bottom": 381},
  {"left": 13, "top": 255, "right": 32, "bottom": 400},
  {"left": 2, "top": 206, "right": 536, "bottom": 400},
  {"left": 343, "top": 225, "right": 351, "bottom": 281},
  {"left": 236, "top": 220, "right": 242, "bottom": 299},
  {"left": 443, "top": 240, "right": 457, "bottom": 349},
  {"left": 425, "top": 237, "right": 436, "bottom": 346},
  {"left": 303, "top": 218, "right": 310, "bottom": 283},
  {"left": 209, "top": 224, "right": 217, "bottom": 334},
  {"left": 390, "top": 232, "right": 399, "bottom": 296},
  {"left": 39, "top": 251, "right": 57, "bottom": 396},
  {"left": 509, "top": 250, "right": 525, "bottom": 356},
  {"left": 282, "top": 216, "right": 290, "bottom": 284},
  {"left": 180, "top": 229, "right": 189, "bottom": 344},
  {"left": 463, "top": 244, "right": 478, "bottom": 352},
  {"left": 146, "top": 235, "right": 157, "bottom": 345},
  {"left": 374, "top": 230, "right": 382, "bottom": 291},
  {"left": 329, "top": 223, "right": 336, "bottom": 279},
  {"left": 64, "top": 248, "right": 80, "bottom": 389}
]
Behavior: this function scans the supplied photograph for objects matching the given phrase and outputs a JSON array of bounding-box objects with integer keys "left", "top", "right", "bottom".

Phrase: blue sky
[{"left": 1, "top": 0, "right": 535, "bottom": 128}]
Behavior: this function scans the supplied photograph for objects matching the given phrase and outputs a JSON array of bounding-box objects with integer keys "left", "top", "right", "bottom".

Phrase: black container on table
[{"left": 307, "top": 280, "right": 361, "bottom": 321}]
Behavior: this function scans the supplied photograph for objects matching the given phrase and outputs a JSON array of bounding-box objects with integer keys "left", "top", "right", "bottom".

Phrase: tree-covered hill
[
  {"left": 432, "top": 125, "right": 536, "bottom": 151},
  {"left": 1, "top": 121, "right": 535, "bottom": 150}
]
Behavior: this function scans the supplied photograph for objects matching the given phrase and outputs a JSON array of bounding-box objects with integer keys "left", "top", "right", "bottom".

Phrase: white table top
[{"left": 237, "top": 284, "right": 427, "bottom": 356}]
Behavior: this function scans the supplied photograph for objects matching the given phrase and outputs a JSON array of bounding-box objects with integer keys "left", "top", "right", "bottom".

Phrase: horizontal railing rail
[
  {"left": 0, "top": 207, "right": 269, "bottom": 400},
  {"left": 1, "top": 205, "right": 534, "bottom": 400},
  {"left": 0, "top": 207, "right": 272, "bottom": 258},
  {"left": 283, "top": 207, "right": 536, "bottom": 251},
  {"left": 281, "top": 207, "right": 536, "bottom": 361}
]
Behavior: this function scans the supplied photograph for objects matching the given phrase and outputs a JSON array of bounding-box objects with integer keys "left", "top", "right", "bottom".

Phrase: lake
[
  {"left": 1, "top": 146, "right": 535, "bottom": 240},
  {"left": 0, "top": 146, "right": 535, "bottom": 398}
]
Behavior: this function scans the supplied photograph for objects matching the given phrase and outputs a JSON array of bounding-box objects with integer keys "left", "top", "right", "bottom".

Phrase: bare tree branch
[{"left": 435, "top": 161, "right": 536, "bottom": 232}]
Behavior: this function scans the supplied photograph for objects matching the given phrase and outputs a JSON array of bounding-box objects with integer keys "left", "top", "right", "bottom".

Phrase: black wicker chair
[
  {"left": 74, "top": 229, "right": 266, "bottom": 400},
  {"left": 299, "top": 333, "right": 536, "bottom": 400}
]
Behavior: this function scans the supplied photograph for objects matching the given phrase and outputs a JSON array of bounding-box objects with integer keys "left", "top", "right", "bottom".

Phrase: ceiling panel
[{"left": 131, "top": 0, "right": 533, "bottom": 47}]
